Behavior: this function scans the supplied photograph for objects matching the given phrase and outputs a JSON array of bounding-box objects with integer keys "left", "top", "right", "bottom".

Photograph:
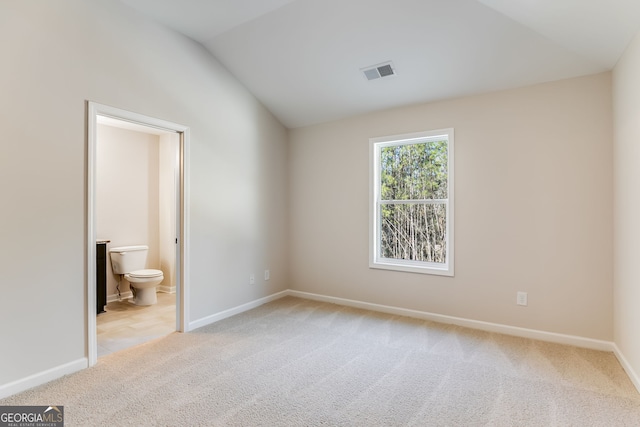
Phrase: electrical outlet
[
  {"left": 249, "top": 274, "right": 255, "bottom": 285},
  {"left": 264, "top": 270, "right": 270, "bottom": 281},
  {"left": 517, "top": 291, "right": 528, "bottom": 306}
]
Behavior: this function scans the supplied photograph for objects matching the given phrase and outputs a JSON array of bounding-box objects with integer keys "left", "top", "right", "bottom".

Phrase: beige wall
[
  {"left": 96, "top": 124, "right": 164, "bottom": 297},
  {"left": 289, "top": 72, "right": 613, "bottom": 340},
  {"left": 159, "top": 133, "right": 179, "bottom": 292},
  {"left": 0, "top": 0, "right": 288, "bottom": 389},
  {"left": 613, "top": 30, "right": 640, "bottom": 385}
]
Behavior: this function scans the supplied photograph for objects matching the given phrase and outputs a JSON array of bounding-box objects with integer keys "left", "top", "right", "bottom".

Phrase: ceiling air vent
[{"left": 361, "top": 61, "right": 396, "bottom": 81}]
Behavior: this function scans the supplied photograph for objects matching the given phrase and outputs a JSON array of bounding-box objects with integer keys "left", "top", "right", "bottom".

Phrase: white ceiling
[{"left": 121, "top": 0, "right": 640, "bottom": 128}]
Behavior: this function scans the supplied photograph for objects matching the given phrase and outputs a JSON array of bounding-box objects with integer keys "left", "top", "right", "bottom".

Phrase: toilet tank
[{"left": 109, "top": 245, "right": 148, "bottom": 274}]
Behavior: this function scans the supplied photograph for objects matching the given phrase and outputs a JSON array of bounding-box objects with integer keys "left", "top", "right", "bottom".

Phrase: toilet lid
[{"left": 128, "top": 269, "right": 163, "bottom": 278}]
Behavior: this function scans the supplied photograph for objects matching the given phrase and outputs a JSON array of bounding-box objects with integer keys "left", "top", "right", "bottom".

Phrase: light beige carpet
[{"left": 3, "top": 296, "right": 640, "bottom": 426}]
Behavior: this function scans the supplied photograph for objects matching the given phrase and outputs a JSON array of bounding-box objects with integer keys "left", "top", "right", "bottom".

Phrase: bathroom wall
[
  {"left": 158, "top": 133, "right": 178, "bottom": 292},
  {"left": 96, "top": 124, "right": 161, "bottom": 298}
]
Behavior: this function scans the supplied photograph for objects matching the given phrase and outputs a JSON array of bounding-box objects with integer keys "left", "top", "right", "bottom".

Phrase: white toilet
[{"left": 109, "top": 245, "right": 164, "bottom": 306}]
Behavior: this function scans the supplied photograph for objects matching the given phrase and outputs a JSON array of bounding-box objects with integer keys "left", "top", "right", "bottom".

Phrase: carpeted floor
[{"left": 3, "top": 296, "right": 640, "bottom": 426}]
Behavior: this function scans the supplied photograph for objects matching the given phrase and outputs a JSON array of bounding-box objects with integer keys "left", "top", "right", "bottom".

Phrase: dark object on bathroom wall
[{"left": 96, "top": 241, "right": 109, "bottom": 314}]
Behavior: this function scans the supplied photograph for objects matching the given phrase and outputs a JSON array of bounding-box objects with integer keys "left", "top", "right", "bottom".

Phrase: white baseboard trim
[
  {"left": 107, "top": 292, "right": 132, "bottom": 303},
  {"left": 0, "top": 358, "right": 87, "bottom": 400},
  {"left": 107, "top": 289, "right": 173, "bottom": 304},
  {"left": 288, "top": 290, "right": 615, "bottom": 352},
  {"left": 612, "top": 344, "right": 640, "bottom": 394},
  {"left": 188, "top": 290, "right": 290, "bottom": 331},
  {"left": 5, "top": 290, "right": 633, "bottom": 400}
]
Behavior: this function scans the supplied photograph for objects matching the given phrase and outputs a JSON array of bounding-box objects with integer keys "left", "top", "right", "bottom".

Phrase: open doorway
[{"left": 86, "top": 102, "right": 190, "bottom": 367}]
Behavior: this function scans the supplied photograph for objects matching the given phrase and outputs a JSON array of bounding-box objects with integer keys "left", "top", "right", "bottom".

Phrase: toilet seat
[{"left": 128, "top": 269, "right": 163, "bottom": 279}]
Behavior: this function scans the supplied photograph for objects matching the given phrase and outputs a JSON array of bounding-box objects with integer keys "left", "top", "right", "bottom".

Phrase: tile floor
[{"left": 97, "top": 292, "right": 176, "bottom": 357}]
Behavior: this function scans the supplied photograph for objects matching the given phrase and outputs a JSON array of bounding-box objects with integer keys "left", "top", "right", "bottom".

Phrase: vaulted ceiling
[{"left": 120, "top": 0, "right": 640, "bottom": 128}]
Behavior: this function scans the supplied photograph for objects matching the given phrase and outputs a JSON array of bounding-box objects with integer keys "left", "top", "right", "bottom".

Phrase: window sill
[{"left": 370, "top": 259, "right": 454, "bottom": 277}]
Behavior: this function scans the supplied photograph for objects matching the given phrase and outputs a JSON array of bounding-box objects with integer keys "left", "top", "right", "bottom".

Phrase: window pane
[
  {"left": 380, "top": 203, "right": 447, "bottom": 263},
  {"left": 380, "top": 141, "right": 448, "bottom": 200}
]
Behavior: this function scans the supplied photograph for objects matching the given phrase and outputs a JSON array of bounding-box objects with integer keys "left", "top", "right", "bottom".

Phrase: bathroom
[{"left": 95, "top": 117, "right": 179, "bottom": 356}]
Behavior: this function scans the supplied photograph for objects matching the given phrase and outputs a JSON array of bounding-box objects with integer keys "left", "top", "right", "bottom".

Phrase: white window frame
[{"left": 369, "top": 129, "right": 454, "bottom": 276}]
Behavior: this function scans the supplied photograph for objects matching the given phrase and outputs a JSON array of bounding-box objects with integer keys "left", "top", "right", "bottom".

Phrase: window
[{"left": 370, "top": 129, "right": 454, "bottom": 276}]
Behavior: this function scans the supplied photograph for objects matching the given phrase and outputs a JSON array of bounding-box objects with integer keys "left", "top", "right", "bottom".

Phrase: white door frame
[{"left": 86, "top": 101, "right": 190, "bottom": 367}]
